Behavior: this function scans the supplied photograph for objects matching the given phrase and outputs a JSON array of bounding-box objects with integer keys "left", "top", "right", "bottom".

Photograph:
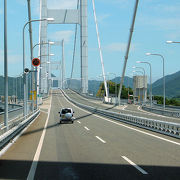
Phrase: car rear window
[{"left": 61, "top": 109, "right": 71, "bottom": 114}]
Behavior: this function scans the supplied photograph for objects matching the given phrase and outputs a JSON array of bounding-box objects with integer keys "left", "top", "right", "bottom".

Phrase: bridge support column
[
  {"left": 40, "top": 0, "right": 48, "bottom": 94},
  {"left": 80, "top": 0, "right": 88, "bottom": 94},
  {"left": 40, "top": 0, "right": 88, "bottom": 94}
]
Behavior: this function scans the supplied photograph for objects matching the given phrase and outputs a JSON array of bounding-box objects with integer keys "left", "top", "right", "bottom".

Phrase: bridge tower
[{"left": 39, "top": 0, "right": 88, "bottom": 94}]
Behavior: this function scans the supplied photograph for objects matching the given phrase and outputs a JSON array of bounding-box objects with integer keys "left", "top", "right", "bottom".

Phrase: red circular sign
[{"left": 32, "top": 58, "right": 40, "bottom": 67}]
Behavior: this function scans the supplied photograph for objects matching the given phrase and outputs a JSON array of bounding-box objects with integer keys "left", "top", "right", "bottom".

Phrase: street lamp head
[
  {"left": 166, "top": 40, "right": 173, "bottom": 44},
  {"left": 49, "top": 53, "right": 54, "bottom": 56},
  {"left": 49, "top": 41, "right": 55, "bottom": 45},
  {"left": 146, "top": 53, "right": 151, "bottom": 56},
  {"left": 136, "top": 61, "right": 141, "bottom": 63},
  {"left": 46, "top": 18, "right": 54, "bottom": 21}
]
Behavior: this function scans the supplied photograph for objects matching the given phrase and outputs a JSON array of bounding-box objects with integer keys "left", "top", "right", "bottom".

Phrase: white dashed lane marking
[
  {"left": 95, "top": 136, "right": 106, "bottom": 143},
  {"left": 84, "top": 126, "right": 90, "bottom": 131},
  {"left": 122, "top": 156, "right": 148, "bottom": 175}
]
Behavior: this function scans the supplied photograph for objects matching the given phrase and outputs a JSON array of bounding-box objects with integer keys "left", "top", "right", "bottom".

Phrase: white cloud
[
  {"left": 97, "top": 14, "right": 110, "bottom": 23},
  {"left": 139, "top": 16, "right": 180, "bottom": 30},
  {"left": 49, "top": 30, "right": 74, "bottom": 42},
  {"left": 15, "top": 0, "right": 26, "bottom": 6},
  {"left": 152, "top": 4, "right": 180, "bottom": 13},
  {"left": 104, "top": 42, "right": 135, "bottom": 52},
  {"left": 166, "top": 30, "right": 180, "bottom": 40},
  {"left": 98, "top": 0, "right": 130, "bottom": 7},
  {"left": 47, "top": 0, "right": 77, "bottom": 9},
  {"left": 0, "top": 50, "right": 22, "bottom": 64},
  {"left": 32, "top": 0, "right": 40, "bottom": 17}
]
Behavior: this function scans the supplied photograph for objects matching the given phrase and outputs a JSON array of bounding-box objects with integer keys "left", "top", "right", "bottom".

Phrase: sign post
[
  {"left": 32, "top": 58, "right": 40, "bottom": 110},
  {"left": 32, "top": 58, "right": 40, "bottom": 67}
]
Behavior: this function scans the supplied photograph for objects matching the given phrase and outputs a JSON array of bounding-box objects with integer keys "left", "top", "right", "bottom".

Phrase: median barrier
[
  {"left": 62, "top": 90, "right": 180, "bottom": 139},
  {"left": 142, "top": 106, "right": 180, "bottom": 118}
]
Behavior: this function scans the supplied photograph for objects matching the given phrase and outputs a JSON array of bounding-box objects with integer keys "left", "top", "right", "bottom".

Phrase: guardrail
[
  {"left": 69, "top": 89, "right": 102, "bottom": 101},
  {"left": 62, "top": 90, "right": 180, "bottom": 139},
  {"left": 153, "top": 104, "right": 180, "bottom": 110},
  {"left": 142, "top": 105, "right": 180, "bottom": 118},
  {"left": 69, "top": 88, "right": 129, "bottom": 105},
  {"left": 0, "top": 107, "right": 23, "bottom": 124},
  {"left": 0, "top": 109, "right": 40, "bottom": 150}
]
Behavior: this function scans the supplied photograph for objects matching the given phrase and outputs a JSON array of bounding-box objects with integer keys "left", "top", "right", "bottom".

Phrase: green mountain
[
  {"left": 2, "top": 70, "right": 180, "bottom": 98},
  {"left": 152, "top": 71, "right": 180, "bottom": 98},
  {"left": 67, "top": 76, "right": 133, "bottom": 96}
]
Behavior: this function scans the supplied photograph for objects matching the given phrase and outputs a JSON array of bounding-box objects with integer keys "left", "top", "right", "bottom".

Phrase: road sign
[
  {"left": 24, "top": 68, "right": 29, "bottom": 73},
  {"left": 32, "top": 58, "right": 40, "bottom": 67}
]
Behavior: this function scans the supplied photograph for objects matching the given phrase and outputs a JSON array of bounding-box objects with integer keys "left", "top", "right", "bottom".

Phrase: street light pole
[
  {"left": 146, "top": 53, "right": 165, "bottom": 110},
  {"left": 33, "top": 41, "right": 55, "bottom": 99},
  {"left": 136, "top": 61, "right": 152, "bottom": 108},
  {"left": 23, "top": 18, "right": 54, "bottom": 118},
  {"left": 4, "top": 0, "right": 8, "bottom": 127}
]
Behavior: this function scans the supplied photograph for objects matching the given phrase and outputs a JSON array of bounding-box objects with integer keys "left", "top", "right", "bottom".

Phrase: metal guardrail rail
[
  {"left": 142, "top": 105, "right": 180, "bottom": 118},
  {"left": 69, "top": 88, "right": 102, "bottom": 101},
  {"left": 62, "top": 90, "right": 180, "bottom": 139},
  {"left": 0, "top": 109, "right": 40, "bottom": 150},
  {"left": 153, "top": 103, "right": 180, "bottom": 110},
  {"left": 69, "top": 88, "right": 128, "bottom": 105}
]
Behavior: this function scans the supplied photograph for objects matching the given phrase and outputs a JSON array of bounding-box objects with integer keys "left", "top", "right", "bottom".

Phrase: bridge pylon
[{"left": 39, "top": 0, "right": 88, "bottom": 94}]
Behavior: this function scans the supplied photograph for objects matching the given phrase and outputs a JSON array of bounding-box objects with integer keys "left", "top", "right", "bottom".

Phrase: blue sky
[{"left": 0, "top": 0, "right": 180, "bottom": 83}]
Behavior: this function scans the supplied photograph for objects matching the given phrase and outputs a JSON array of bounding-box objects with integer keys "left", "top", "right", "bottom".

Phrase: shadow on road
[{"left": 0, "top": 159, "right": 180, "bottom": 180}]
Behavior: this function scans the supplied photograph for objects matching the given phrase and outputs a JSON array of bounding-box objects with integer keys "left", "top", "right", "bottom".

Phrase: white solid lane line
[
  {"left": 122, "top": 156, "right": 148, "bottom": 175},
  {"left": 27, "top": 96, "right": 52, "bottom": 180},
  {"left": 95, "top": 136, "right": 106, "bottom": 143},
  {"left": 84, "top": 126, "right": 90, "bottom": 131},
  {"left": 77, "top": 121, "right": 81, "bottom": 124}
]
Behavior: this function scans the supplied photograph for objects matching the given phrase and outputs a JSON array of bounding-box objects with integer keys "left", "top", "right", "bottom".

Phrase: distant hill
[
  {"left": 2, "top": 70, "right": 180, "bottom": 98},
  {"left": 67, "top": 76, "right": 133, "bottom": 96},
  {"left": 111, "top": 76, "right": 133, "bottom": 88},
  {"left": 152, "top": 71, "right": 180, "bottom": 98},
  {"left": 0, "top": 73, "right": 57, "bottom": 98}
]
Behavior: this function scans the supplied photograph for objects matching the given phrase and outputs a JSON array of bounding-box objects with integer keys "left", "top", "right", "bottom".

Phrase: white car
[{"left": 59, "top": 108, "right": 74, "bottom": 124}]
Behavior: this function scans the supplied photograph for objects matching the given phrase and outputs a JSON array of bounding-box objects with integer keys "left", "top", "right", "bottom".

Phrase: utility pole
[
  {"left": 4, "top": 0, "right": 8, "bottom": 128},
  {"left": 27, "top": 0, "right": 35, "bottom": 110},
  {"left": 62, "top": 40, "right": 65, "bottom": 89}
]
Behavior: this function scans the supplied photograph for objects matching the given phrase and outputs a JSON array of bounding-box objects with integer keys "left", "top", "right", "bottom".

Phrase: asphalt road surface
[
  {"left": 0, "top": 90, "right": 180, "bottom": 179},
  {"left": 65, "top": 89, "right": 180, "bottom": 124}
]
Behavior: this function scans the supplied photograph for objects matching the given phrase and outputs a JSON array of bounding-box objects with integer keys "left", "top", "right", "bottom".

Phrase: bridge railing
[
  {"left": 69, "top": 88, "right": 103, "bottom": 101},
  {"left": 0, "top": 109, "right": 40, "bottom": 149},
  {"left": 142, "top": 105, "right": 180, "bottom": 118},
  {"left": 62, "top": 90, "right": 180, "bottom": 139},
  {"left": 69, "top": 88, "right": 128, "bottom": 105}
]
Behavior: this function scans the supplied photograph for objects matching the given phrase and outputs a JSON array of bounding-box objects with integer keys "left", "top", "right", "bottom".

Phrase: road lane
[
  {"left": 34, "top": 91, "right": 151, "bottom": 179},
  {"left": 0, "top": 90, "right": 180, "bottom": 179},
  {"left": 65, "top": 89, "right": 180, "bottom": 123},
  {"left": 59, "top": 90, "right": 180, "bottom": 179}
]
